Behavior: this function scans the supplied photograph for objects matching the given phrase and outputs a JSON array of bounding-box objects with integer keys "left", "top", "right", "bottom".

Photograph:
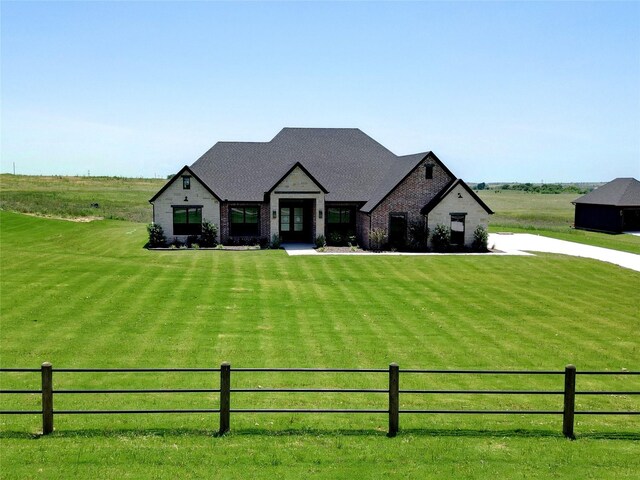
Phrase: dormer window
[
  {"left": 425, "top": 164, "right": 434, "bottom": 180},
  {"left": 182, "top": 175, "right": 191, "bottom": 190}
]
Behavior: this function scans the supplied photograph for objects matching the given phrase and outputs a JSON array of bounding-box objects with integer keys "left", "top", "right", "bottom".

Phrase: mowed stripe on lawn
[{"left": 1, "top": 211, "right": 638, "bottom": 427}]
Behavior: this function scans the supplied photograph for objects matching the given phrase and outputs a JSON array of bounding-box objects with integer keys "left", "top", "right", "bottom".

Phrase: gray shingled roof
[
  {"left": 189, "top": 128, "right": 430, "bottom": 209},
  {"left": 573, "top": 178, "right": 640, "bottom": 207}
]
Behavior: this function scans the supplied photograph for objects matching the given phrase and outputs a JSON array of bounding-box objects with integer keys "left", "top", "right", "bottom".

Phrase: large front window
[
  {"left": 326, "top": 206, "right": 356, "bottom": 245},
  {"left": 173, "top": 206, "right": 202, "bottom": 235},
  {"left": 230, "top": 206, "right": 259, "bottom": 236},
  {"left": 327, "top": 207, "right": 352, "bottom": 225}
]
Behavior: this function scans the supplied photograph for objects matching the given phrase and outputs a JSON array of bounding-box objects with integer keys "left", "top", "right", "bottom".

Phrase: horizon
[
  {"left": 1, "top": 2, "right": 639, "bottom": 182},
  {"left": 0, "top": 171, "right": 615, "bottom": 186}
]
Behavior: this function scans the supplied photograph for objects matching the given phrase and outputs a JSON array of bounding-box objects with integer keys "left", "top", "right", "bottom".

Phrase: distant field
[
  {"left": 1, "top": 211, "right": 639, "bottom": 479},
  {"left": 0, "top": 174, "right": 164, "bottom": 223},
  {"left": 477, "top": 190, "right": 578, "bottom": 229},
  {"left": 478, "top": 190, "right": 640, "bottom": 254}
]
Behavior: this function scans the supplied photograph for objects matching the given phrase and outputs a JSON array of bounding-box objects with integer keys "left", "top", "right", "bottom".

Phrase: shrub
[
  {"left": 270, "top": 234, "right": 281, "bottom": 249},
  {"left": 147, "top": 223, "right": 167, "bottom": 248},
  {"left": 408, "top": 220, "right": 429, "bottom": 252},
  {"left": 315, "top": 235, "right": 326, "bottom": 249},
  {"left": 327, "top": 231, "right": 343, "bottom": 246},
  {"left": 200, "top": 221, "right": 218, "bottom": 247},
  {"left": 369, "top": 228, "right": 387, "bottom": 252},
  {"left": 430, "top": 224, "right": 451, "bottom": 252},
  {"left": 186, "top": 235, "right": 199, "bottom": 247},
  {"left": 259, "top": 236, "right": 270, "bottom": 249},
  {"left": 472, "top": 225, "right": 489, "bottom": 252}
]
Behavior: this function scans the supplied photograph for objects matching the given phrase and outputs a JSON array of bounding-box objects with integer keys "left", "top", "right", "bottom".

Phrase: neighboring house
[
  {"left": 573, "top": 177, "right": 640, "bottom": 233},
  {"left": 149, "top": 128, "right": 493, "bottom": 248}
]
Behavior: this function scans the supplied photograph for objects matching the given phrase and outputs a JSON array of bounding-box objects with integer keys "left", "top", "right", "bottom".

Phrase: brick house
[{"left": 149, "top": 128, "right": 493, "bottom": 248}]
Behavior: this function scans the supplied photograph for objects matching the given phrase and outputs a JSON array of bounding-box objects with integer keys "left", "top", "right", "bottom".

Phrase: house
[
  {"left": 149, "top": 128, "right": 493, "bottom": 248},
  {"left": 572, "top": 177, "right": 640, "bottom": 233}
]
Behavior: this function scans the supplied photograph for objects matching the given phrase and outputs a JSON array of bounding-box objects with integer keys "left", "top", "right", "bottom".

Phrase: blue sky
[{"left": 1, "top": 1, "right": 639, "bottom": 182}]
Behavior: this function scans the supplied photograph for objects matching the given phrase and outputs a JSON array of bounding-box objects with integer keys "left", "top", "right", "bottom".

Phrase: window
[
  {"left": 327, "top": 207, "right": 352, "bottom": 224},
  {"left": 450, "top": 213, "right": 466, "bottom": 245},
  {"left": 425, "top": 164, "right": 434, "bottom": 180},
  {"left": 326, "top": 206, "right": 356, "bottom": 243},
  {"left": 182, "top": 176, "right": 191, "bottom": 189},
  {"left": 173, "top": 206, "right": 202, "bottom": 235},
  {"left": 230, "top": 206, "right": 259, "bottom": 236}
]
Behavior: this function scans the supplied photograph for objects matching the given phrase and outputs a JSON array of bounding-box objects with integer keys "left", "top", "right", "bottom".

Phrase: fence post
[
  {"left": 563, "top": 364, "right": 576, "bottom": 439},
  {"left": 388, "top": 362, "right": 399, "bottom": 437},
  {"left": 41, "top": 362, "right": 53, "bottom": 435},
  {"left": 219, "top": 362, "right": 231, "bottom": 435}
]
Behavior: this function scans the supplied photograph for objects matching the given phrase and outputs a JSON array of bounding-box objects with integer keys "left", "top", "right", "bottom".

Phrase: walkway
[
  {"left": 489, "top": 233, "right": 640, "bottom": 272},
  {"left": 282, "top": 236, "right": 640, "bottom": 272},
  {"left": 282, "top": 243, "right": 317, "bottom": 256}
]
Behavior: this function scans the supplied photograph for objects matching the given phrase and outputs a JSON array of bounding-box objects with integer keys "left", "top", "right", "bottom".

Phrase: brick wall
[
  {"left": 357, "top": 211, "right": 370, "bottom": 247},
  {"left": 366, "top": 158, "right": 454, "bottom": 248}
]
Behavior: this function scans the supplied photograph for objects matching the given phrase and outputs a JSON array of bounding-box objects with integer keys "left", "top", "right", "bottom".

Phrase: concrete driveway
[{"left": 489, "top": 233, "right": 640, "bottom": 272}]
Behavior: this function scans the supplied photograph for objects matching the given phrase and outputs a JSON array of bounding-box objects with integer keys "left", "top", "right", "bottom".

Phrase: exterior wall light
[
  {"left": 184, "top": 196, "right": 188, "bottom": 201},
  {"left": 272, "top": 210, "right": 277, "bottom": 219},
  {"left": 319, "top": 209, "right": 323, "bottom": 219}
]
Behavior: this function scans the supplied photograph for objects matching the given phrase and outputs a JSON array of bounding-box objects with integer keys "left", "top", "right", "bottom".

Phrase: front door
[
  {"left": 280, "top": 201, "right": 312, "bottom": 242},
  {"left": 389, "top": 213, "right": 407, "bottom": 249}
]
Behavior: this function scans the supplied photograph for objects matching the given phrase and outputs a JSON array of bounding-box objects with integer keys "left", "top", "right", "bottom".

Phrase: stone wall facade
[
  {"left": 151, "top": 172, "right": 220, "bottom": 243},
  {"left": 427, "top": 183, "right": 491, "bottom": 246}
]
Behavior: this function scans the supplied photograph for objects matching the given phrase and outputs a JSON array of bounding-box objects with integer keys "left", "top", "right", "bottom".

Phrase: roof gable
[
  {"left": 267, "top": 162, "right": 329, "bottom": 195},
  {"left": 421, "top": 179, "right": 494, "bottom": 215},
  {"left": 573, "top": 178, "right": 640, "bottom": 207},
  {"left": 149, "top": 165, "right": 222, "bottom": 203},
  {"left": 361, "top": 152, "right": 456, "bottom": 213}
]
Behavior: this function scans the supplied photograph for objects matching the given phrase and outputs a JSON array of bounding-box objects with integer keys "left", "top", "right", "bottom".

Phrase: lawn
[{"left": 1, "top": 210, "right": 638, "bottom": 479}]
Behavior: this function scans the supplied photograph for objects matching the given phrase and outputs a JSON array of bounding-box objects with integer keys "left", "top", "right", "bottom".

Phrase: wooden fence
[{"left": 1, "top": 362, "right": 638, "bottom": 438}]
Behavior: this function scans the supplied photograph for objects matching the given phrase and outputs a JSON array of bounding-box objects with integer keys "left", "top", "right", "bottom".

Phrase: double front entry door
[{"left": 279, "top": 201, "right": 311, "bottom": 242}]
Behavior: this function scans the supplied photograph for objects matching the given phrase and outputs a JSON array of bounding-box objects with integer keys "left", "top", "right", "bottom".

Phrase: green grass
[
  {"left": 478, "top": 190, "right": 579, "bottom": 229},
  {"left": 1, "top": 211, "right": 639, "bottom": 479},
  {"left": 0, "top": 174, "right": 164, "bottom": 223},
  {"left": 478, "top": 190, "right": 640, "bottom": 254}
]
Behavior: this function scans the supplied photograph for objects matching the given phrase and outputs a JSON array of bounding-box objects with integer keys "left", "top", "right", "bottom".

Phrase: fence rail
[{"left": 1, "top": 362, "right": 638, "bottom": 438}]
